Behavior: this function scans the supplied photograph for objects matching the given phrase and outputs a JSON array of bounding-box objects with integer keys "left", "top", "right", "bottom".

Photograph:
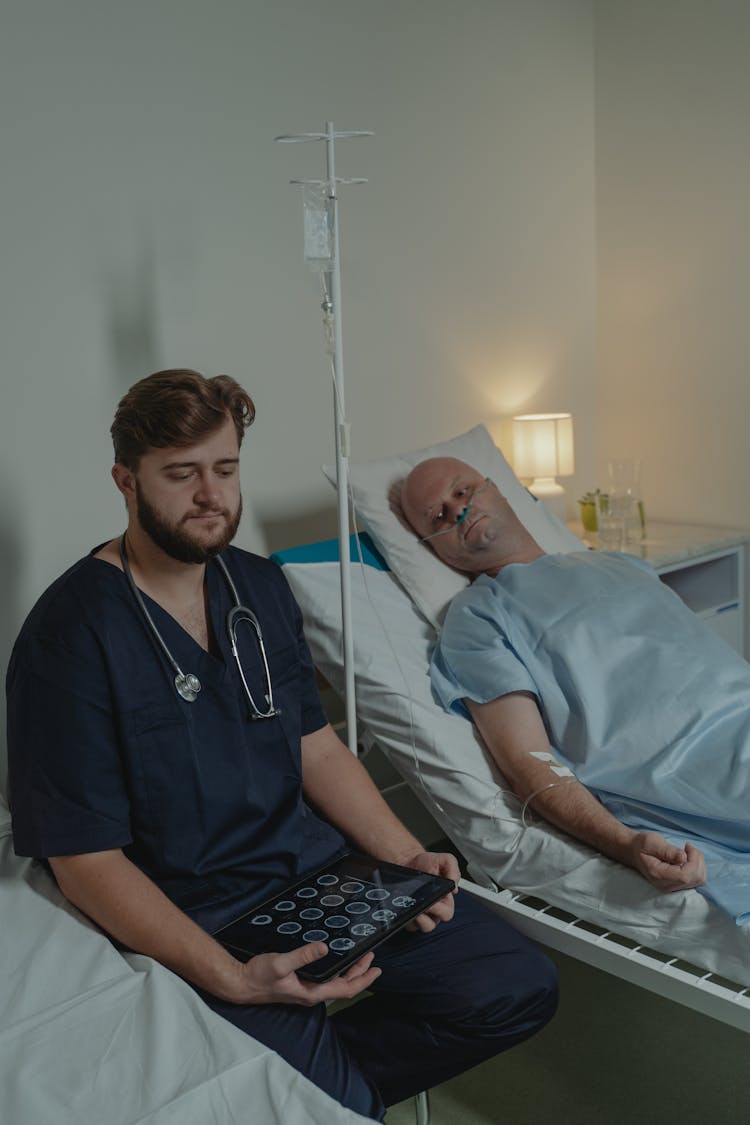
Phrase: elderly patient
[{"left": 402, "top": 456, "right": 750, "bottom": 920}]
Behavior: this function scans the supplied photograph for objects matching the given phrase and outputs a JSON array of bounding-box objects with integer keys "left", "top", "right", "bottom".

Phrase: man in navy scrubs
[{"left": 7, "top": 370, "right": 557, "bottom": 1122}]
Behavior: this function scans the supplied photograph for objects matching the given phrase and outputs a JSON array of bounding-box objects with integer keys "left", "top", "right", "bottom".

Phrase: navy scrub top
[{"left": 7, "top": 545, "right": 346, "bottom": 930}]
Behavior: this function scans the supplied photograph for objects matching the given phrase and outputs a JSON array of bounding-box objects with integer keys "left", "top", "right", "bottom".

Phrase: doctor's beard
[{"left": 135, "top": 480, "right": 242, "bottom": 564}]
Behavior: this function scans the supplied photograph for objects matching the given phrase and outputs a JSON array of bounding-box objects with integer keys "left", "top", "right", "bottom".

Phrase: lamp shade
[{"left": 512, "top": 413, "right": 575, "bottom": 479}]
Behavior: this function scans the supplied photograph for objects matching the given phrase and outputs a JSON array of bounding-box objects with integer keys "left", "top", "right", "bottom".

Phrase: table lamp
[{"left": 512, "top": 413, "right": 575, "bottom": 522}]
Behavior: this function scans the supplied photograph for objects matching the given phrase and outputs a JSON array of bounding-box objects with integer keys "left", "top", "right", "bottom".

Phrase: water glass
[
  {"left": 595, "top": 492, "right": 627, "bottom": 551},
  {"left": 607, "top": 459, "right": 646, "bottom": 542}
]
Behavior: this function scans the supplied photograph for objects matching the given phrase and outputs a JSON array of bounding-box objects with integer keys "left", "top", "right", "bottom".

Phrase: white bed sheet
[
  {"left": 282, "top": 557, "right": 750, "bottom": 989},
  {"left": 0, "top": 797, "right": 375, "bottom": 1125}
]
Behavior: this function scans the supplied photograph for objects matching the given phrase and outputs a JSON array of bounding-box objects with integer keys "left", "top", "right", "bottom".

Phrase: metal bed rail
[{"left": 462, "top": 876, "right": 750, "bottom": 1033}]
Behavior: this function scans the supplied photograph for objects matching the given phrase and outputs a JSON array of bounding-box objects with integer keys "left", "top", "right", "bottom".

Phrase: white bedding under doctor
[{"left": 0, "top": 797, "right": 374, "bottom": 1125}]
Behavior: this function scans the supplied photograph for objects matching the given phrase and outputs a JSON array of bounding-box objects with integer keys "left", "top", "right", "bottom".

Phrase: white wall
[
  {"left": 596, "top": 0, "right": 750, "bottom": 526},
  {"left": 0, "top": 1, "right": 597, "bottom": 787}
]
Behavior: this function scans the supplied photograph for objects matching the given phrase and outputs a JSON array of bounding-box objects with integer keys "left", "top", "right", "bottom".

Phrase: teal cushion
[{"left": 271, "top": 532, "right": 389, "bottom": 571}]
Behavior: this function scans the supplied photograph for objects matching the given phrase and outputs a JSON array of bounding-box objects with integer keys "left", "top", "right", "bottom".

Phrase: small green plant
[{"left": 578, "top": 489, "right": 606, "bottom": 532}]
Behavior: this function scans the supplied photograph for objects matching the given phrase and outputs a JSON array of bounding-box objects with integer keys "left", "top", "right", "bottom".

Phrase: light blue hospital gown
[{"left": 431, "top": 551, "right": 750, "bottom": 924}]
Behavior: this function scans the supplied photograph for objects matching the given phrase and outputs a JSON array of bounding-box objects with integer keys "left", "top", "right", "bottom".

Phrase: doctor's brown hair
[{"left": 111, "top": 369, "right": 256, "bottom": 469}]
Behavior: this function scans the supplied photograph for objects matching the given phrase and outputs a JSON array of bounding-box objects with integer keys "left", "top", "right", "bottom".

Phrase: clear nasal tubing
[{"left": 419, "top": 478, "right": 491, "bottom": 542}]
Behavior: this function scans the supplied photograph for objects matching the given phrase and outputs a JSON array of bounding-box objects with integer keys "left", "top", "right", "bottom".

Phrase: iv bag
[{"left": 303, "top": 184, "right": 335, "bottom": 270}]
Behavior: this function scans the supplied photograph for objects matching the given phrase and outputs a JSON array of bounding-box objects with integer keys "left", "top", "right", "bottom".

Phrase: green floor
[{"left": 386, "top": 946, "right": 750, "bottom": 1124}]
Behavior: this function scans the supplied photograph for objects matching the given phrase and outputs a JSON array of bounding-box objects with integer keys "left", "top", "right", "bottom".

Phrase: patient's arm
[{"left": 467, "top": 691, "right": 706, "bottom": 893}]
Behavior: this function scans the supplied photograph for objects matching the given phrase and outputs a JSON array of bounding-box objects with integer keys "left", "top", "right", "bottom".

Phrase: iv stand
[{"left": 275, "top": 122, "right": 372, "bottom": 756}]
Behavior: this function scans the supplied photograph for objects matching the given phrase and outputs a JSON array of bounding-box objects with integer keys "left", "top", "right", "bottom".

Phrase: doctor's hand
[
  {"left": 628, "top": 831, "right": 706, "bottom": 893},
  {"left": 232, "top": 943, "right": 381, "bottom": 1007},
  {"left": 401, "top": 849, "right": 460, "bottom": 933}
]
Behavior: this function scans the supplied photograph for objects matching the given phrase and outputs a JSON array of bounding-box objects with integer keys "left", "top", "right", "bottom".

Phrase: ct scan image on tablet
[{"left": 212, "top": 851, "right": 456, "bottom": 983}]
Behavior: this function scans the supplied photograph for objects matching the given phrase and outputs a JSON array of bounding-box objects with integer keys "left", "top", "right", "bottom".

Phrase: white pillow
[{"left": 323, "top": 424, "right": 584, "bottom": 627}]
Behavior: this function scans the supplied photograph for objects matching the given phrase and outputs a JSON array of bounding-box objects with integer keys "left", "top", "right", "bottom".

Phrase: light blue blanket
[{"left": 431, "top": 551, "right": 750, "bottom": 924}]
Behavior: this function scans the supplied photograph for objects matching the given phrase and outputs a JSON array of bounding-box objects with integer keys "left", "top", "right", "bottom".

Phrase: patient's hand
[{"left": 630, "top": 832, "right": 706, "bottom": 892}]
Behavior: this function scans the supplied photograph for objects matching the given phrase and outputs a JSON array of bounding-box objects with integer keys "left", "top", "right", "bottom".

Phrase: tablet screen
[{"left": 212, "top": 852, "right": 455, "bottom": 983}]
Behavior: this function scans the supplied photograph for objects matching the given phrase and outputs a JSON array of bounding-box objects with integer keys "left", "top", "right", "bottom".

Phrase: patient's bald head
[{"left": 401, "top": 456, "right": 543, "bottom": 576}]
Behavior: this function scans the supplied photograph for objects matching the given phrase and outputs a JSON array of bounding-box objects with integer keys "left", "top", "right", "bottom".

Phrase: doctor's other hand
[
  {"left": 232, "top": 943, "right": 381, "bottom": 1007},
  {"left": 629, "top": 831, "right": 706, "bottom": 893},
  {"left": 402, "top": 849, "right": 461, "bottom": 933}
]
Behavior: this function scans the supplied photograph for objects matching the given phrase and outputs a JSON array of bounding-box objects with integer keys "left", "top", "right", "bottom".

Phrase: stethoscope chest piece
[{"left": 175, "top": 672, "right": 202, "bottom": 703}]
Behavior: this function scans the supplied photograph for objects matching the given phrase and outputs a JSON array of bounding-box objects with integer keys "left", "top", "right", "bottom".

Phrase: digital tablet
[{"left": 212, "top": 851, "right": 455, "bottom": 983}]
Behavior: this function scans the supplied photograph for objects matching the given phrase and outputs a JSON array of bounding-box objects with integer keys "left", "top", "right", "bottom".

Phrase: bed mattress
[{"left": 0, "top": 799, "right": 375, "bottom": 1125}]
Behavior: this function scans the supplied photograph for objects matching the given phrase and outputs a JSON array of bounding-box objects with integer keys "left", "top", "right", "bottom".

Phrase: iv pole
[{"left": 275, "top": 123, "right": 372, "bottom": 756}]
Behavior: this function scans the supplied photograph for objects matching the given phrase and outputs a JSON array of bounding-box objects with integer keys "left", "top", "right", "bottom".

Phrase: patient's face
[{"left": 401, "top": 457, "right": 509, "bottom": 573}]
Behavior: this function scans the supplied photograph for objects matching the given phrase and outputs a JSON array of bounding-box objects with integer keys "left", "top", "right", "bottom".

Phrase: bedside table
[{"left": 568, "top": 520, "right": 750, "bottom": 657}]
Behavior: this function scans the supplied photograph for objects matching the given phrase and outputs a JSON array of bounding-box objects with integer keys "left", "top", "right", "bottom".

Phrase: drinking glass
[
  {"left": 595, "top": 491, "right": 626, "bottom": 551},
  {"left": 607, "top": 459, "right": 646, "bottom": 542}
]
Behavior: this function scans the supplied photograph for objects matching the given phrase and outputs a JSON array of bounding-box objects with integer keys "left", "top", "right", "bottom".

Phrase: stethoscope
[{"left": 119, "top": 534, "right": 281, "bottom": 718}]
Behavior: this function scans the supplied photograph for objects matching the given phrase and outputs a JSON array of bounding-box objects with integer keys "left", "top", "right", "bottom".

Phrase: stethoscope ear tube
[{"left": 226, "top": 604, "right": 281, "bottom": 720}]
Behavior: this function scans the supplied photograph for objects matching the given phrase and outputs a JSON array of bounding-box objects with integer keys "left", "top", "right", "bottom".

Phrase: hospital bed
[
  {"left": 0, "top": 792, "right": 376, "bottom": 1125},
  {"left": 276, "top": 424, "right": 750, "bottom": 1036}
]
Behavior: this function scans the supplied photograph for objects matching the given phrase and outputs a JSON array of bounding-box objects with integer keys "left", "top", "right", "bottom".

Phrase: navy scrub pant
[{"left": 200, "top": 892, "right": 558, "bottom": 1122}]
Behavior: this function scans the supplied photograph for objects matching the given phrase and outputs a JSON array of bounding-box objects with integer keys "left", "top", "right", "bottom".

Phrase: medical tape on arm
[{"left": 529, "top": 750, "right": 575, "bottom": 778}]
